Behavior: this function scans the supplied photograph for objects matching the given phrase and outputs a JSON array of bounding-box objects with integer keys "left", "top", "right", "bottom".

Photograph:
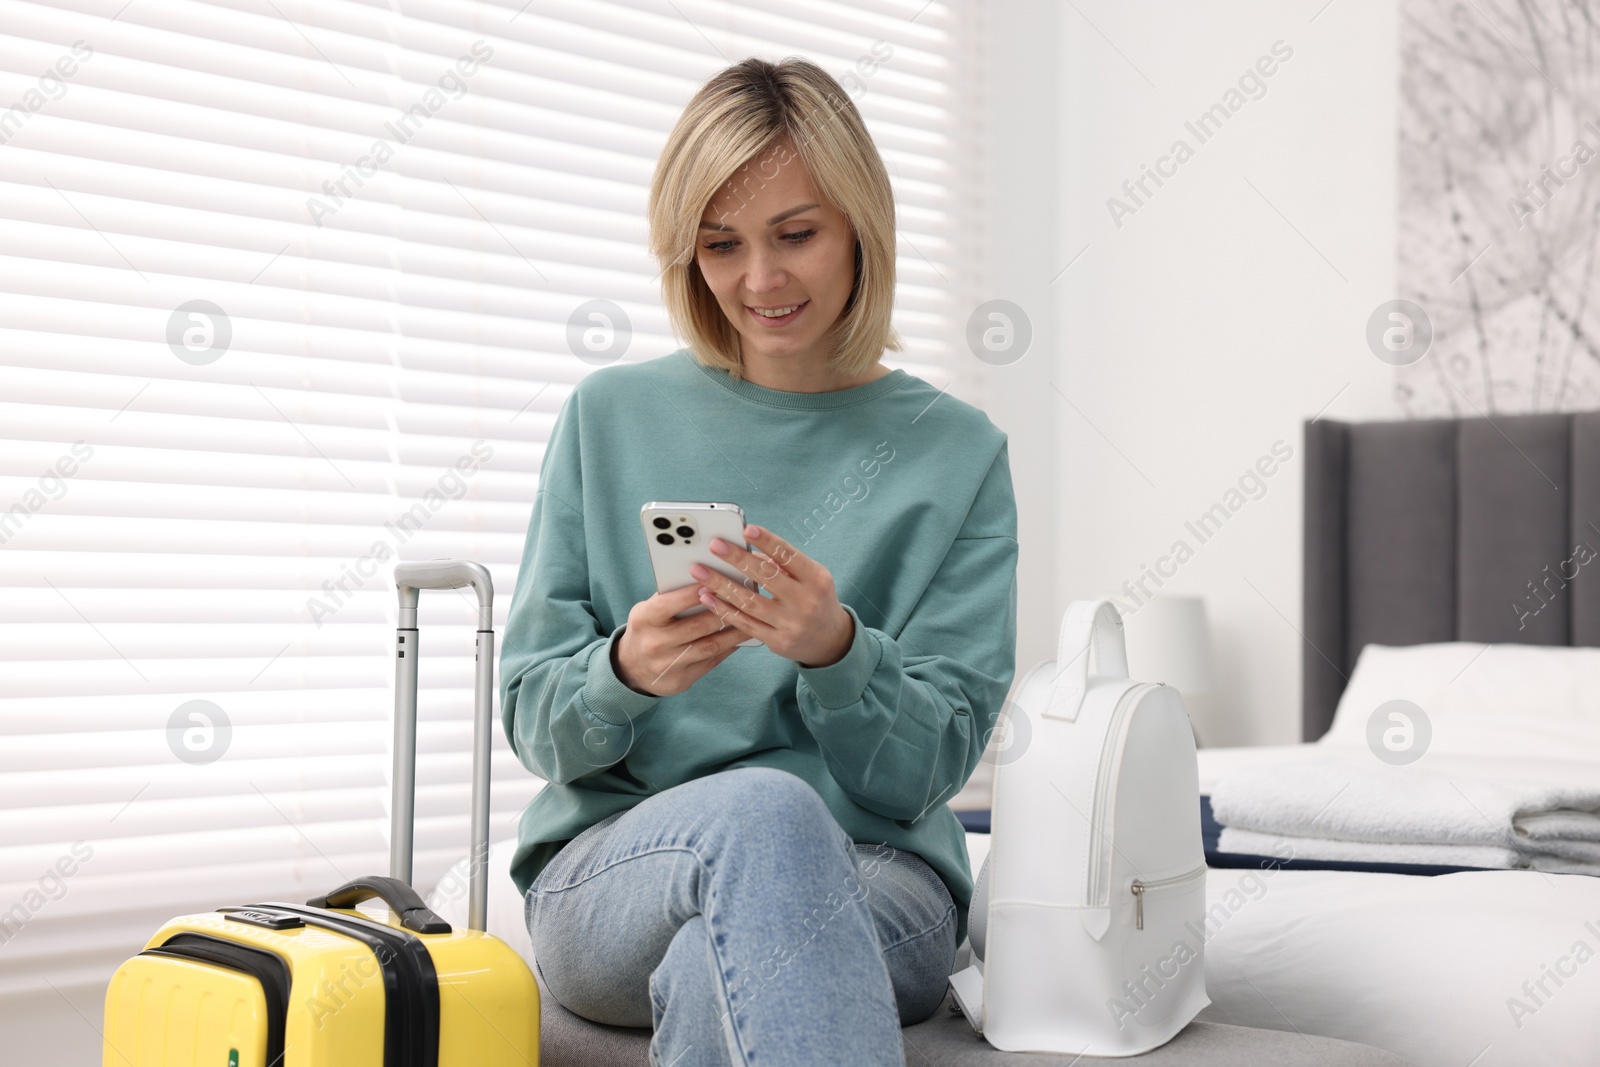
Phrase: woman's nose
[{"left": 743, "top": 245, "right": 787, "bottom": 293}]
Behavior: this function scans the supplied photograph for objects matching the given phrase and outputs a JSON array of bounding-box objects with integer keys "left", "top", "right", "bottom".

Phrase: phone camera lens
[
  {"left": 652, "top": 516, "right": 670, "bottom": 530},
  {"left": 675, "top": 525, "right": 694, "bottom": 539},
  {"left": 655, "top": 532, "right": 673, "bottom": 545}
]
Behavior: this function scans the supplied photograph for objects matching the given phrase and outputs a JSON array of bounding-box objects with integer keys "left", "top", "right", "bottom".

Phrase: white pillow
[{"left": 1319, "top": 641, "right": 1600, "bottom": 760}]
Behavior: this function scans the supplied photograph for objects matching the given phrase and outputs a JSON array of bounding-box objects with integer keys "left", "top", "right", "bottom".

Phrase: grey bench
[{"left": 534, "top": 970, "right": 1414, "bottom": 1065}]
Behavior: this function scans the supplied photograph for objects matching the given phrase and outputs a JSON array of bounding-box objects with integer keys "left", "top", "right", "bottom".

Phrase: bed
[
  {"left": 432, "top": 411, "right": 1599, "bottom": 1065},
  {"left": 1176, "top": 411, "right": 1600, "bottom": 1066}
]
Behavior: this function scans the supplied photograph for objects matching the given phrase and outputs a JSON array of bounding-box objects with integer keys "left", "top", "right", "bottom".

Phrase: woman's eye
[{"left": 701, "top": 230, "right": 817, "bottom": 257}]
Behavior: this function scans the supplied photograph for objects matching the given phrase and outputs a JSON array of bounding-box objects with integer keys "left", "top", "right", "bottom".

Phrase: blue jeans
[{"left": 524, "top": 766, "right": 958, "bottom": 1066}]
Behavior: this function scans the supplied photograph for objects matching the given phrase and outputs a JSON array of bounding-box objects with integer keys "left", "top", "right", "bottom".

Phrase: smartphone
[{"left": 640, "top": 501, "right": 765, "bottom": 648}]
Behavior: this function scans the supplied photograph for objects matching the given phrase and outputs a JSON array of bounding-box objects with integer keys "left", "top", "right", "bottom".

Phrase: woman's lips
[{"left": 746, "top": 300, "right": 808, "bottom": 327}]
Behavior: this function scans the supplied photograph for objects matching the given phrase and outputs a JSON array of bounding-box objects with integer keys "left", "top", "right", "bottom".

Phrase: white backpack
[{"left": 948, "top": 599, "right": 1210, "bottom": 1056}]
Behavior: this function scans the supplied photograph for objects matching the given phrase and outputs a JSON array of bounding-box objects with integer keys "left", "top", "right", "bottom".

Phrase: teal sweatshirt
[{"left": 499, "top": 346, "right": 1019, "bottom": 948}]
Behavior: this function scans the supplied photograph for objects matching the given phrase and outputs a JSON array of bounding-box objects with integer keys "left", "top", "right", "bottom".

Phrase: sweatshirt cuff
[
  {"left": 796, "top": 603, "right": 882, "bottom": 710},
  {"left": 581, "top": 624, "right": 661, "bottom": 726}
]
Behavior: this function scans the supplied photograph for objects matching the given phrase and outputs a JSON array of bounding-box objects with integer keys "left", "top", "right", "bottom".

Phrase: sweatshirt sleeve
[
  {"left": 793, "top": 441, "right": 1019, "bottom": 824},
  {"left": 499, "top": 392, "right": 665, "bottom": 786}
]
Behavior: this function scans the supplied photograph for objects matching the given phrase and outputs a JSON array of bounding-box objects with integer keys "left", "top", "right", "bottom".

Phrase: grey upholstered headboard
[{"left": 1302, "top": 412, "right": 1600, "bottom": 741}]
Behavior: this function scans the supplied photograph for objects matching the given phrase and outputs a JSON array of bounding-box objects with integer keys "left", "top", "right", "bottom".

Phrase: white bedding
[
  {"left": 1183, "top": 641, "right": 1600, "bottom": 1065},
  {"left": 1193, "top": 743, "right": 1600, "bottom": 1067},
  {"left": 1196, "top": 861, "right": 1600, "bottom": 1067}
]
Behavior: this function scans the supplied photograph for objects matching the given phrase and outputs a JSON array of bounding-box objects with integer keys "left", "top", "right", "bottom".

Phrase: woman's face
[{"left": 695, "top": 138, "right": 857, "bottom": 370}]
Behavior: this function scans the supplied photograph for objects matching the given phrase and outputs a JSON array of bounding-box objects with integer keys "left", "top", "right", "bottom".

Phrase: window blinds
[{"left": 0, "top": 0, "right": 977, "bottom": 995}]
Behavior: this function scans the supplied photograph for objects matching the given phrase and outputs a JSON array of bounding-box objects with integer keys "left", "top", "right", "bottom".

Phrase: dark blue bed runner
[{"left": 956, "top": 798, "right": 1492, "bottom": 876}]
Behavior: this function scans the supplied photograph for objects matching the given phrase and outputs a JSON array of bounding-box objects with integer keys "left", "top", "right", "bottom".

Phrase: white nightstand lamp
[{"left": 1114, "top": 594, "right": 1217, "bottom": 748}]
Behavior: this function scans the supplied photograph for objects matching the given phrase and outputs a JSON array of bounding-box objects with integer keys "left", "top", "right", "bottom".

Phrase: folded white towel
[
  {"left": 1215, "top": 826, "right": 1525, "bottom": 869},
  {"left": 1215, "top": 826, "right": 1600, "bottom": 875},
  {"left": 1209, "top": 750, "right": 1600, "bottom": 853},
  {"left": 1520, "top": 809, "right": 1600, "bottom": 846}
]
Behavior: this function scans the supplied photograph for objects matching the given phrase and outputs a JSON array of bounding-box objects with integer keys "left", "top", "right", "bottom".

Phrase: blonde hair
[{"left": 647, "top": 56, "right": 903, "bottom": 381}]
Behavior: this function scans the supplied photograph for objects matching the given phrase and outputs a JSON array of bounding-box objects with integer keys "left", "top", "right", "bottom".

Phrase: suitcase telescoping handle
[{"left": 393, "top": 559, "right": 495, "bottom": 932}]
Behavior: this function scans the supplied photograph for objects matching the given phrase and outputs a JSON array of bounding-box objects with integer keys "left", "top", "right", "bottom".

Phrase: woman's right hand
[{"left": 612, "top": 583, "right": 750, "bottom": 697}]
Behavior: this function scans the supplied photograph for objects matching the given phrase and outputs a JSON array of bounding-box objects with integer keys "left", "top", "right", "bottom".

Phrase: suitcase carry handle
[
  {"left": 392, "top": 559, "right": 495, "bottom": 932},
  {"left": 307, "top": 875, "right": 453, "bottom": 934}
]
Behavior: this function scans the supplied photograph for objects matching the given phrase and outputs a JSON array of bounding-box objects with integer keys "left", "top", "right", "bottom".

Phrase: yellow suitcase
[{"left": 103, "top": 561, "right": 539, "bottom": 1066}]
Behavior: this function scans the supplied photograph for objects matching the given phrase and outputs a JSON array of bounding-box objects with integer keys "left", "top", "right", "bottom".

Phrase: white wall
[
  {"left": 981, "top": 0, "right": 1400, "bottom": 748},
  {"left": 963, "top": 0, "right": 1062, "bottom": 789}
]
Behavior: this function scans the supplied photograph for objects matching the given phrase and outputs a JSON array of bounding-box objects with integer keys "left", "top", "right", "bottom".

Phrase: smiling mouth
[{"left": 746, "top": 300, "right": 808, "bottom": 325}]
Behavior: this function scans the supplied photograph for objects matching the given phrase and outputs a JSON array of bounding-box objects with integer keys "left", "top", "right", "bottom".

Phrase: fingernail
[
  {"left": 745, "top": 525, "right": 761, "bottom": 538},
  {"left": 709, "top": 539, "right": 729, "bottom": 556},
  {"left": 690, "top": 563, "right": 708, "bottom": 579}
]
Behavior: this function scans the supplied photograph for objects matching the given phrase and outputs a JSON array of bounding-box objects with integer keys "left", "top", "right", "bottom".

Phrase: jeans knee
[{"left": 713, "top": 767, "right": 836, "bottom": 836}]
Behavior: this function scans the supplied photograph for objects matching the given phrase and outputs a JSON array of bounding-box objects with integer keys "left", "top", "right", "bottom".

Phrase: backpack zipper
[
  {"left": 1130, "top": 864, "right": 1207, "bottom": 929},
  {"left": 1085, "top": 681, "right": 1159, "bottom": 908}
]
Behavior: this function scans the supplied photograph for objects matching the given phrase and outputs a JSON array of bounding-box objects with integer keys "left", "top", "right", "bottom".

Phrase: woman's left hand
[{"left": 689, "top": 525, "right": 855, "bottom": 668}]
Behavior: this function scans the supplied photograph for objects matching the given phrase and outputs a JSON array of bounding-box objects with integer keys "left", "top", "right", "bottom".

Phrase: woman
[{"left": 500, "top": 56, "right": 1018, "bottom": 1065}]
